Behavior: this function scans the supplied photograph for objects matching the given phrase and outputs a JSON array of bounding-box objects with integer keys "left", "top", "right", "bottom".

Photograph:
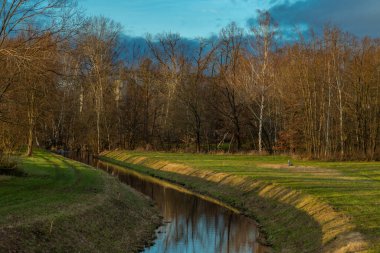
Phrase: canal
[{"left": 67, "top": 152, "right": 271, "bottom": 253}]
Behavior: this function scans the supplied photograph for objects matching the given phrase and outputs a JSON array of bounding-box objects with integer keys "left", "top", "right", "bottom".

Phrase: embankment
[
  {"left": 0, "top": 150, "right": 161, "bottom": 252},
  {"left": 100, "top": 150, "right": 369, "bottom": 253}
]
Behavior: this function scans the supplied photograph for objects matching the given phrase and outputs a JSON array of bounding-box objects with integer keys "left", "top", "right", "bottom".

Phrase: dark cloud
[{"left": 269, "top": 0, "right": 380, "bottom": 37}]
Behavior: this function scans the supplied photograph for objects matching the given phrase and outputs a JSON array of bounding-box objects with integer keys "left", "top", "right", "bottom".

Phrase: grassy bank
[
  {"left": 100, "top": 150, "right": 379, "bottom": 253},
  {"left": 0, "top": 150, "right": 161, "bottom": 252}
]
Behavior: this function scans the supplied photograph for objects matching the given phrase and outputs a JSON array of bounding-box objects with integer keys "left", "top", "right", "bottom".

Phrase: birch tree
[{"left": 244, "top": 11, "right": 277, "bottom": 153}]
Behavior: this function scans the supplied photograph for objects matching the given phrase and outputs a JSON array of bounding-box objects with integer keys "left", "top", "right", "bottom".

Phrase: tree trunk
[
  {"left": 96, "top": 108, "right": 100, "bottom": 154},
  {"left": 196, "top": 130, "right": 201, "bottom": 153},
  {"left": 338, "top": 87, "right": 344, "bottom": 159},
  {"left": 325, "top": 63, "right": 332, "bottom": 158},
  {"left": 26, "top": 125, "right": 34, "bottom": 157},
  {"left": 26, "top": 91, "right": 35, "bottom": 157},
  {"left": 258, "top": 93, "right": 265, "bottom": 153}
]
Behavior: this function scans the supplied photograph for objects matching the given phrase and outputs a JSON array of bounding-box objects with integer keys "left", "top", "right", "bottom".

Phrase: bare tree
[
  {"left": 78, "top": 16, "right": 121, "bottom": 153},
  {"left": 243, "top": 11, "right": 277, "bottom": 153},
  {"left": 178, "top": 38, "right": 217, "bottom": 152},
  {"left": 215, "top": 23, "right": 246, "bottom": 151}
]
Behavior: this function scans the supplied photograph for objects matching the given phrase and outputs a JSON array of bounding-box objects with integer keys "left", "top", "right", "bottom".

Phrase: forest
[{"left": 1, "top": 0, "right": 380, "bottom": 160}]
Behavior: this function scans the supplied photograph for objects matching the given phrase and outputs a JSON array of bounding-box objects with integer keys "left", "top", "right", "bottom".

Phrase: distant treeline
[{"left": 0, "top": 3, "right": 379, "bottom": 160}]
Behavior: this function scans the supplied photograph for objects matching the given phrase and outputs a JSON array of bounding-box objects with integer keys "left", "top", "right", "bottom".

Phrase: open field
[
  {"left": 101, "top": 150, "right": 380, "bottom": 253},
  {"left": 0, "top": 150, "right": 160, "bottom": 252}
]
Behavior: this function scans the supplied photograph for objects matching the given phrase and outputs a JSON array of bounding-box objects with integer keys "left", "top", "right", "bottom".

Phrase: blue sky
[
  {"left": 80, "top": 0, "right": 282, "bottom": 38},
  {"left": 80, "top": 0, "right": 380, "bottom": 38}
]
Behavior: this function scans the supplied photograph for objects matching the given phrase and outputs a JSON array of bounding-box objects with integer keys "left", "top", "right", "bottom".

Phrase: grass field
[
  {"left": 0, "top": 150, "right": 160, "bottom": 252},
  {"left": 101, "top": 150, "right": 380, "bottom": 253}
]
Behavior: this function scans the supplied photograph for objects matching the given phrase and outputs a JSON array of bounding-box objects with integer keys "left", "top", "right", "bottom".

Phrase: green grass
[
  {"left": 101, "top": 151, "right": 380, "bottom": 252},
  {"left": 152, "top": 153, "right": 380, "bottom": 248},
  {"left": 0, "top": 150, "right": 160, "bottom": 252}
]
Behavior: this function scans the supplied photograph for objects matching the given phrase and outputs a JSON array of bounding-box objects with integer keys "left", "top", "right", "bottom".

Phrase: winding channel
[{"left": 67, "top": 152, "right": 272, "bottom": 253}]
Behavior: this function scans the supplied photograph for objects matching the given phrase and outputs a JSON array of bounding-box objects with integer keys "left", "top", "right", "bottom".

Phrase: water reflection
[{"left": 69, "top": 152, "right": 271, "bottom": 253}]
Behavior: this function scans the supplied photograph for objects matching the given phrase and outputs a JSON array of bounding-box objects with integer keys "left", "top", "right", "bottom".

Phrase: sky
[{"left": 80, "top": 0, "right": 380, "bottom": 39}]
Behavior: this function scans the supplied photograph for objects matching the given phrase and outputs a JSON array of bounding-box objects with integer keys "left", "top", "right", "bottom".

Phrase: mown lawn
[
  {"left": 0, "top": 150, "right": 160, "bottom": 252},
  {"left": 111, "top": 151, "right": 380, "bottom": 252}
]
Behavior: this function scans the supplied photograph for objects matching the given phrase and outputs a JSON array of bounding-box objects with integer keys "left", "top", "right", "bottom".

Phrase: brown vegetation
[{"left": 1, "top": 9, "right": 380, "bottom": 159}]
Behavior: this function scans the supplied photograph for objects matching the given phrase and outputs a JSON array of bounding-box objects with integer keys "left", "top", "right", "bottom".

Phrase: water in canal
[{"left": 68, "top": 152, "right": 271, "bottom": 253}]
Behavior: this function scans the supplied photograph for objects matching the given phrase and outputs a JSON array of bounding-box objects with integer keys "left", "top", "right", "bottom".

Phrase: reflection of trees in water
[
  {"left": 138, "top": 180, "right": 261, "bottom": 252},
  {"left": 90, "top": 160, "right": 268, "bottom": 253}
]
